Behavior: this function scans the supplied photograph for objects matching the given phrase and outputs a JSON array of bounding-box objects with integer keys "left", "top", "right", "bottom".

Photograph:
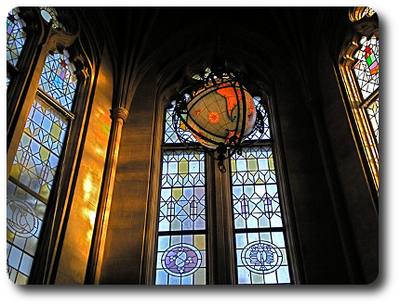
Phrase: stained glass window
[
  {"left": 353, "top": 36, "right": 379, "bottom": 101},
  {"left": 231, "top": 146, "right": 291, "bottom": 284},
  {"left": 366, "top": 97, "right": 379, "bottom": 142},
  {"left": 156, "top": 75, "right": 291, "bottom": 285},
  {"left": 245, "top": 97, "right": 270, "bottom": 141},
  {"left": 164, "top": 102, "right": 197, "bottom": 144},
  {"left": 7, "top": 180, "right": 46, "bottom": 284},
  {"left": 9, "top": 96, "right": 68, "bottom": 200},
  {"left": 347, "top": 34, "right": 379, "bottom": 190},
  {"left": 38, "top": 51, "right": 77, "bottom": 111},
  {"left": 155, "top": 234, "right": 207, "bottom": 285},
  {"left": 159, "top": 150, "right": 206, "bottom": 232},
  {"left": 156, "top": 149, "right": 207, "bottom": 285},
  {"left": 40, "top": 6, "right": 66, "bottom": 30},
  {"left": 7, "top": 44, "right": 77, "bottom": 283},
  {"left": 7, "top": 7, "right": 27, "bottom": 67}
]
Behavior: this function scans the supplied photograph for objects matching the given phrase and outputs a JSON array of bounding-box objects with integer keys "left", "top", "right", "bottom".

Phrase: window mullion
[{"left": 207, "top": 153, "right": 236, "bottom": 284}]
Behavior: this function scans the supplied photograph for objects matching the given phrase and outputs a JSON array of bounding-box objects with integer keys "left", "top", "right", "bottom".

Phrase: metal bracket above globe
[{"left": 172, "top": 66, "right": 264, "bottom": 172}]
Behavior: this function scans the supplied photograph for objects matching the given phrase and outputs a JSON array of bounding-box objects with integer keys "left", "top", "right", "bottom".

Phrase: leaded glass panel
[
  {"left": 231, "top": 146, "right": 281, "bottom": 229},
  {"left": 7, "top": 180, "right": 46, "bottom": 284},
  {"left": 235, "top": 231, "right": 290, "bottom": 284},
  {"left": 40, "top": 7, "right": 66, "bottom": 30},
  {"left": 155, "top": 234, "right": 206, "bottom": 285},
  {"left": 164, "top": 105, "right": 197, "bottom": 144},
  {"left": 366, "top": 97, "right": 379, "bottom": 143},
  {"left": 353, "top": 36, "right": 379, "bottom": 101},
  {"left": 9, "top": 96, "right": 68, "bottom": 200},
  {"left": 157, "top": 114, "right": 207, "bottom": 285},
  {"left": 7, "top": 8, "right": 27, "bottom": 67},
  {"left": 230, "top": 143, "right": 291, "bottom": 284},
  {"left": 38, "top": 51, "right": 77, "bottom": 111},
  {"left": 159, "top": 150, "right": 206, "bottom": 232},
  {"left": 7, "top": 43, "right": 78, "bottom": 282},
  {"left": 245, "top": 97, "right": 270, "bottom": 141}
]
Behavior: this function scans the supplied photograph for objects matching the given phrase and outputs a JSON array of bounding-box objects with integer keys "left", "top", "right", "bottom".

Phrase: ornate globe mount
[{"left": 172, "top": 65, "right": 265, "bottom": 172}]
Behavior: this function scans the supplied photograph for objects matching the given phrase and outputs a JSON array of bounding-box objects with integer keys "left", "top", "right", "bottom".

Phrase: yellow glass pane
[
  {"left": 194, "top": 234, "right": 206, "bottom": 249},
  {"left": 172, "top": 188, "right": 182, "bottom": 201},
  {"left": 7, "top": 228, "right": 15, "bottom": 243},
  {"left": 9, "top": 164, "right": 21, "bottom": 180},
  {"left": 50, "top": 121, "right": 61, "bottom": 139},
  {"left": 39, "top": 146, "right": 50, "bottom": 161},
  {"left": 39, "top": 184, "right": 50, "bottom": 200},
  {"left": 268, "top": 154, "right": 275, "bottom": 174},
  {"left": 246, "top": 154, "right": 258, "bottom": 175},
  {"left": 178, "top": 157, "right": 188, "bottom": 178}
]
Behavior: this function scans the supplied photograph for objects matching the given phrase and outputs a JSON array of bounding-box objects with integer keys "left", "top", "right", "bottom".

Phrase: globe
[{"left": 186, "top": 83, "right": 256, "bottom": 149}]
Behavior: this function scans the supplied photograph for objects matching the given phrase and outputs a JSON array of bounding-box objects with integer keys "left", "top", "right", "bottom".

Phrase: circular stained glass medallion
[
  {"left": 241, "top": 240, "right": 283, "bottom": 274},
  {"left": 7, "top": 197, "right": 39, "bottom": 238},
  {"left": 161, "top": 243, "right": 202, "bottom": 277}
]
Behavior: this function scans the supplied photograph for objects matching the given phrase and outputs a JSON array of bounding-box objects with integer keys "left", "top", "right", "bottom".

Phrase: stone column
[
  {"left": 85, "top": 106, "right": 129, "bottom": 284},
  {"left": 305, "top": 98, "right": 362, "bottom": 283}
]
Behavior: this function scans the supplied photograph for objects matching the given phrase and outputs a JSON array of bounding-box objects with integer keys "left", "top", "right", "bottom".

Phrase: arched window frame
[
  {"left": 144, "top": 68, "right": 298, "bottom": 285},
  {"left": 339, "top": 7, "right": 379, "bottom": 195},
  {"left": 6, "top": 7, "right": 92, "bottom": 284}
]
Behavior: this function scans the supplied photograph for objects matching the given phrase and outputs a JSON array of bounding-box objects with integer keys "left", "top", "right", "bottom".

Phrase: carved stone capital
[{"left": 110, "top": 107, "right": 129, "bottom": 123}]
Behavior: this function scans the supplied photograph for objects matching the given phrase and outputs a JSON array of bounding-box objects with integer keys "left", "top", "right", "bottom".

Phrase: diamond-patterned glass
[
  {"left": 159, "top": 150, "right": 206, "bottom": 232},
  {"left": 164, "top": 105, "right": 197, "bottom": 144},
  {"left": 9, "top": 96, "right": 68, "bottom": 201},
  {"left": 231, "top": 146, "right": 281, "bottom": 229},
  {"left": 7, "top": 8, "right": 27, "bottom": 67},
  {"left": 38, "top": 52, "right": 77, "bottom": 111},
  {"left": 156, "top": 147, "right": 207, "bottom": 285}
]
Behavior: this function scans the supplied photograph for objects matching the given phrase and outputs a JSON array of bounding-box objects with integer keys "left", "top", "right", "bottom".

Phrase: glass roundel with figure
[{"left": 172, "top": 66, "right": 263, "bottom": 172}]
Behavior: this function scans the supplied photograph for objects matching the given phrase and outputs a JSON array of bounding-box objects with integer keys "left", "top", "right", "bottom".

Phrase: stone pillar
[
  {"left": 305, "top": 98, "right": 362, "bottom": 283},
  {"left": 85, "top": 106, "right": 129, "bottom": 284}
]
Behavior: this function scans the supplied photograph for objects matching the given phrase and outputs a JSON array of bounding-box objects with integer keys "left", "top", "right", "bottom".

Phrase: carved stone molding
[{"left": 111, "top": 107, "right": 129, "bottom": 123}]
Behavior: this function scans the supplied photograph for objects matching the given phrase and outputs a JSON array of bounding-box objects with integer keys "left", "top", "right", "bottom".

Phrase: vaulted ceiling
[{"left": 73, "top": 7, "right": 352, "bottom": 110}]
